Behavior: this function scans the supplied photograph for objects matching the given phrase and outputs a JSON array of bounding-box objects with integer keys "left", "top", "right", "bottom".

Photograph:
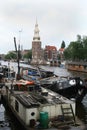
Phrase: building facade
[
  {"left": 44, "top": 45, "right": 58, "bottom": 61},
  {"left": 58, "top": 48, "right": 64, "bottom": 61}
]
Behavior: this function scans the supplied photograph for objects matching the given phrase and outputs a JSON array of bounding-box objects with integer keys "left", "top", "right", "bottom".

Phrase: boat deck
[{"left": 12, "top": 87, "right": 74, "bottom": 108}]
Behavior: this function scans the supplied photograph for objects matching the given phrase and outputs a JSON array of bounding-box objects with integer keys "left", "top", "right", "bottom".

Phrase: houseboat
[
  {"left": 0, "top": 64, "right": 15, "bottom": 79},
  {"left": 38, "top": 76, "right": 87, "bottom": 103},
  {"left": 2, "top": 81, "right": 76, "bottom": 129},
  {"left": 66, "top": 61, "right": 87, "bottom": 73},
  {"left": 20, "top": 66, "right": 55, "bottom": 77}
]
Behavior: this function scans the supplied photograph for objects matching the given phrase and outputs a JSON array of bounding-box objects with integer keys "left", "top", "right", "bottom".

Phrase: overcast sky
[{"left": 0, "top": 0, "right": 87, "bottom": 54}]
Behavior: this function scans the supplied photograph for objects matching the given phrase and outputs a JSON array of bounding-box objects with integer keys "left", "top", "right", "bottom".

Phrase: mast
[{"left": 14, "top": 37, "right": 21, "bottom": 80}]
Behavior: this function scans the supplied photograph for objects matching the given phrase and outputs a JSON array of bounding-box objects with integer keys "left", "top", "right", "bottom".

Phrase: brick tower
[{"left": 31, "top": 21, "right": 44, "bottom": 65}]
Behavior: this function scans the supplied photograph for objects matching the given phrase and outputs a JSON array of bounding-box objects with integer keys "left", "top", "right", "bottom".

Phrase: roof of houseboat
[
  {"left": 12, "top": 87, "right": 74, "bottom": 108},
  {"left": 67, "top": 61, "right": 87, "bottom": 66}
]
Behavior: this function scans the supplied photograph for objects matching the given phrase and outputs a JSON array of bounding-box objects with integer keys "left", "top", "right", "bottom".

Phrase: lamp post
[{"left": 19, "top": 30, "right": 22, "bottom": 45}]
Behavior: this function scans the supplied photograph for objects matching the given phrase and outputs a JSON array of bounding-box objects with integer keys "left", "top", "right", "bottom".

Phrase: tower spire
[
  {"left": 36, "top": 17, "right": 37, "bottom": 25},
  {"left": 33, "top": 20, "right": 40, "bottom": 41}
]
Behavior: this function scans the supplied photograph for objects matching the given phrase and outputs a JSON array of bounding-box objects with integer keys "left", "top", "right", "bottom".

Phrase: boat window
[
  {"left": 15, "top": 100, "right": 19, "bottom": 112},
  {"left": 80, "top": 81, "right": 83, "bottom": 85},
  {"left": 69, "top": 79, "right": 76, "bottom": 85},
  {"left": 31, "top": 112, "right": 35, "bottom": 116},
  {"left": 58, "top": 82, "right": 62, "bottom": 87},
  {"left": 28, "top": 86, "right": 34, "bottom": 91}
]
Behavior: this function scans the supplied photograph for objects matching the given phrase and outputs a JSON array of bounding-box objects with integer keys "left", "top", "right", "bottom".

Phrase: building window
[{"left": 15, "top": 100, "right": 19, "bottom": 112}]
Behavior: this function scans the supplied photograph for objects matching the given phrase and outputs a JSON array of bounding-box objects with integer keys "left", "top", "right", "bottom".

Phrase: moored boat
[
  {"left": 2, "top": 80, "right": 76, "bottom": 130},
  {"left": 66, "top": 61, "right": 87, "bottom": 73},
  {"left": 40, "top": 76, "right": 87, "bottom": 103},
  {"left": 0, "top": 64, "right": 15, "bottom": 79},
  {"left": 20, "top": 65, "right": 87, "bottom": 103},
  {"left": 20, "top": 66, "right": 55, "bottom": 79}
]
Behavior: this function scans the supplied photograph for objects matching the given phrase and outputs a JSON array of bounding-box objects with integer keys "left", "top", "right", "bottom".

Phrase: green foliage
[
  {"left": 23, "top": 49, "right": 32, "bottom": 59},
  {"left": 61, "top": 40, "right": 65, "bottom": 48},
  {"left": 5, "top": 52, "right": 17, "bottom": 60},
  {"left": 64, "top": 35, "right": 87, "bottom": 61}
]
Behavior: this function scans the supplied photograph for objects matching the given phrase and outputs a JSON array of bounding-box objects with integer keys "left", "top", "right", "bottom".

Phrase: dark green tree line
[
  {"left": 5, "top": 52, "right": 17, "bottom": 60},
  {"left": 64, "top": 35, "right": 87, "bottom": 61},
  {"left": 23, "top": 49, "right": 32, "bottom": 59}
]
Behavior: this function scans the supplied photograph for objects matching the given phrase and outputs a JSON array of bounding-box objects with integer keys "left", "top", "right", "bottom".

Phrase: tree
[
  {"left": 64, "top": 47, "right": 71, "bottom": 60},
  {"left": 5, "top": 52, "right": 17, "bottom": 60},
  {"left": 82, "top": 35, "right": 87, "bottom": 47},
  {"left": 23, "top": 49, "right": 32, "bottom": 59},
  {"left": 64, "top": 35, "right": 85, "bottom": 61},
  {"left": 77, "top": 34, "right": 82, "bottom": 43},
  {"left": 61, "top": 41, "right": 65, "bottom": 48}
]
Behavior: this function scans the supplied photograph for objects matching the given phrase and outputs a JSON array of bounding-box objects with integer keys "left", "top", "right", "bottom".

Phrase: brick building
[
  {"left": 59, "top": 48, "right": 64, "bottom": 61},
  {"left": 44, "top": 45, "right": 58, "bottom": 61}
]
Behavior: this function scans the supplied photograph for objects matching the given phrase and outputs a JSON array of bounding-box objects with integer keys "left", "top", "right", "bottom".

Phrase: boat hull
[{"left": 41, "top": 77, "right": 87, "bottom": 103}]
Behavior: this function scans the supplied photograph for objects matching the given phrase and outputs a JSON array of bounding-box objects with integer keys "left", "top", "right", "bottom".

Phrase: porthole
[{"left": 31, "top": 112, "right": 35, "bottom": 116}]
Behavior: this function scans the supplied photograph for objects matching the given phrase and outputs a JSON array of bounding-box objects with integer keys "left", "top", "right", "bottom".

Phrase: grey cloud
[{"left": 0, "top": 0, "right": 87, "bottom": 53}]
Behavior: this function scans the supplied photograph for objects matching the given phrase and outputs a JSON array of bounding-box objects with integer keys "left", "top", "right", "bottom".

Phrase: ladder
[{"left": 61, "top": 104, "right": 76, "bottom": 125}]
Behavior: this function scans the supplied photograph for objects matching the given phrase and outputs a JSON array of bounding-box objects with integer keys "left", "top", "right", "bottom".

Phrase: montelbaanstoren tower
[{"left": 31, "top": 21, "right": 44, "bottom": 64}]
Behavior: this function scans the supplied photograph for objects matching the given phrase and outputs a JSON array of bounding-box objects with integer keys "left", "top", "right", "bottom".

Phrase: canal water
[{"left": 0, "top": 61, "right": 87, "bottom": 129}]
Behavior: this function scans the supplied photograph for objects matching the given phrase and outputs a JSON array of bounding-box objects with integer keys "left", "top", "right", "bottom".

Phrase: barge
[{"left": 66, "top": 61, "right": 87, "bottom": 73}]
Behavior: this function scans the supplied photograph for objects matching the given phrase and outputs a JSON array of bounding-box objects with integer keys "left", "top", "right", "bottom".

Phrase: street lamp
[{"left": 19, "top": 29, "right": 22, "bottom": 45}]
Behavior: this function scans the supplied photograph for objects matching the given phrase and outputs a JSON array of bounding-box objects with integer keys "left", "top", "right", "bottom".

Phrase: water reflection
[
  {"left": 0, "top": 104, "right": 5, "bottom": 122},
  {"left": 0, "top": 103, "right": 25, "bottom": 130},
  {"left": 76, "top": 103, "right": 87, "bottom": 123},
  {"left": 7, "top": 114, "right": 24, "bottom": 130}
]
